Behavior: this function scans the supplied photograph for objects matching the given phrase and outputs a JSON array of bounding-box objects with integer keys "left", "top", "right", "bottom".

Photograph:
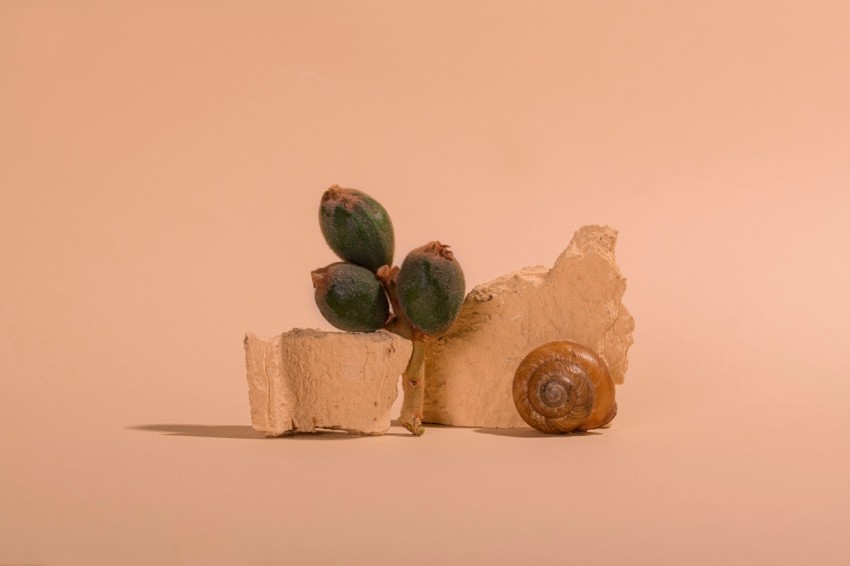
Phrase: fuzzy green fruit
[
  {"left": 319, "top": 185, "right": 394, "bottom": 272},
  {"left": 397, "top": 242, "right": 465, "bottom": 336},
  {"left": 312, "top": 262, "right": 390, "bottom": 332}
]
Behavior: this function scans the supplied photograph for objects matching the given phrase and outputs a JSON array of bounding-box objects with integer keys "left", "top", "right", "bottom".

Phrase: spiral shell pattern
[{"left": 513, "top": 341, "right": 617, "bottom": 434}]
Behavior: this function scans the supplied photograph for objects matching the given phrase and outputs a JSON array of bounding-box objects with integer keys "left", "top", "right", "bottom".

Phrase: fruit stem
[
  {"left": 377, "top": 265, "right": 413, "bottom": 340},
  {"left": 377, "top": 264, "right": 427, "bottom": 435},
  {"left": 398, "top": 336, "right": 427, "bottom": 436}
]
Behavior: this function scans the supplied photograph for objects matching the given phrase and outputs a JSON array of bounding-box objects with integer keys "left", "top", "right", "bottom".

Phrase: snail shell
[{"left": 512, "top": 341, "right": 617, "bottom": 433}]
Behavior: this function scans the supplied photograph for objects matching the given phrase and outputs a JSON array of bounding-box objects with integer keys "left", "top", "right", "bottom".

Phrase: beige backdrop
[{"left": 2, "top": 2, "right": 849, "bottom": 565}]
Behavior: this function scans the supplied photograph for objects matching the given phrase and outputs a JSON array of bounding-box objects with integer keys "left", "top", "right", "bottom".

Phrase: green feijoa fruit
[
  {"left": 397, "top": 241, "right": 466, "bottom": 336},
  {"left": 311, "top": 262, "right": 390, "bottom": 332},
  {"left": 319, "top": 185, "right": 394, "bottom": 272}
]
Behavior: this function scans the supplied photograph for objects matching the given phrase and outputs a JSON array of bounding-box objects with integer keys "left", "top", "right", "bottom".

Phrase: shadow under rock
[
  {"left": 129, "top": 424, "right": 267, "bottom": 439},
  {"left": 473, "top": 427, "right": 602, "bottom": 438},
  {"left": 129, "top": 424, "right": 409, "bottom": 440}
]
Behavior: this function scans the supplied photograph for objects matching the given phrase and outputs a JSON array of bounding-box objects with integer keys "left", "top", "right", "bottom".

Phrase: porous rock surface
[
  {"left": 423, "top": 225, "right": 635, "bottom": 428},
  {"left": 244, "top": 329, "right": 412, "bottom": 435}
]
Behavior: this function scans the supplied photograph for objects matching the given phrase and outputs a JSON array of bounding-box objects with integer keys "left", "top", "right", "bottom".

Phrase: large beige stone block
[
  {"left": 244, "top": 329, "right": 412, "bottom": 435},
  {"left": 424, "top": 225, "right": 635, "bottom": 428}
]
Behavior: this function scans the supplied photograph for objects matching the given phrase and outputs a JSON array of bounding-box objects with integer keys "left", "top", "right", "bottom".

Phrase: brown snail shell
[{"left": 512, "top": 341, "right": 617, "bottom": 434}]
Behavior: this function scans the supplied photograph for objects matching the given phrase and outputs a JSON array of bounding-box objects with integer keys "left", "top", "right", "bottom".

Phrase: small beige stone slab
[
  {"left": 423, "top": 225, "right": 635, "bottom": 428},
  {"left": 244, "top": 328, "right": 412, "bottom": 435}
]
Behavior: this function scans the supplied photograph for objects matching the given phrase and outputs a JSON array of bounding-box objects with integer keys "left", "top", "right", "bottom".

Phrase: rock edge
[
  {"left": 244, "top": 328, "right": 412, "bottom": 435},
  {"left": 423, "top": 225, "right": 634, "bottom": 428}
]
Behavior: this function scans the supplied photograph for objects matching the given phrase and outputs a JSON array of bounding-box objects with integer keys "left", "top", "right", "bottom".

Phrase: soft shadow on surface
[
  {"left": 128, "top": 424, "right": 409, "bottom": 439},
  {"left": 129, "top": 424, "right": 267, "bottom": 439},
  {"left": 473, "top": 428, "right": 602, "bottom": 438}
]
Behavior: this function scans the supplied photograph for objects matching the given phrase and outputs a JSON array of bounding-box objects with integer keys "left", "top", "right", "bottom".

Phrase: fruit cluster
[{"left": 311, "top": 185, "right": 465, "bottom": 339}]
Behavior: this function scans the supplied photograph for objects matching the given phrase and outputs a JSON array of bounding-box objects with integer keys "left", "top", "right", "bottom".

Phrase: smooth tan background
[{"left": 2, "top": 2, "right": 849, "bottom": 565}]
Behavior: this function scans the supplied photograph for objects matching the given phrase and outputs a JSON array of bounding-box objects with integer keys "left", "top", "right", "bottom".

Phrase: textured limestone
[
  {"left": 244, "top": 329, "right": 412, "bottom": 435},
  {"left": 423, "top": 225, "right": 634, "bottom": 428}
]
